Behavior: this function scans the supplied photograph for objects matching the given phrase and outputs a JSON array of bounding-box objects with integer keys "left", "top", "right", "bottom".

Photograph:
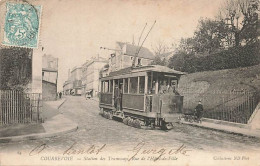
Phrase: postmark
[{"left": 2, "top": 2, "right": 41, "bottom": 48}]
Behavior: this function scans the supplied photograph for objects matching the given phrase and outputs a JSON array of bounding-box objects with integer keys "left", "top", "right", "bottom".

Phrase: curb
[
  {"left": 179, "top": 121, "right": 260, "bottom": 138},
  {"left": 58, "top": 98, "right": 67, "bottom": 109},
  {"left": 0, "top": 124, "right": 78, "bottom": 143}
]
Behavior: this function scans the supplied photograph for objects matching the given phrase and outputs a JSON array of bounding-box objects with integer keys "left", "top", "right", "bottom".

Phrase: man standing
[{"left": 195, "top": 100, "right": 203, "bottom": 122}]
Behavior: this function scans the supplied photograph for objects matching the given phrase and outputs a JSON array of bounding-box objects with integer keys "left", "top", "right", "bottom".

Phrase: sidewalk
[
  {"left": 0, "top": 97, "right": 78, "bottom": 143},
  {"left": 179, "top": 118, "right": 260, "bottom": 138}
]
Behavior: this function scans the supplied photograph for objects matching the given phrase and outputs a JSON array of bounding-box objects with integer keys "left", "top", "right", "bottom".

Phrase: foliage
[
  {"left": 218, "top": 0, "right": 259, "bottom": 46},
  {"left": 168, "top": 42, "right": 259, "bottom": 73},
  {"left": 193, "top": 19, "right": 229, "bottom": 54},
  {"left": 150, "top": 55, "right": 167, "bottom": 66},
  {"left": 0, "top": 47, "right": 32, "bottom": 90}
]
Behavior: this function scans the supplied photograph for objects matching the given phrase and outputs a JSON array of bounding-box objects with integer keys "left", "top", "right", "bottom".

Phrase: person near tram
[
  {"left": 195, "top": 100, "right": 203, "bottom": 122},
  {"left": 114, "top": 85, "right": 123, "bottom": 111}
]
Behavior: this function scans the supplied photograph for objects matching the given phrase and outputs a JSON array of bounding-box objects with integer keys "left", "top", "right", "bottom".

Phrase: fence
[
  {"left": 180, "top": 90, "right": 259, "bottom": 124},
  {"left": 0, "top": 90, "right": 42, "bottom": 125}
]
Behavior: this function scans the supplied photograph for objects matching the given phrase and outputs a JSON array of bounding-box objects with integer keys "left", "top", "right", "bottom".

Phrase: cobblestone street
[{"left": 1, "top": 96, "right": 260, "bottom": 155}]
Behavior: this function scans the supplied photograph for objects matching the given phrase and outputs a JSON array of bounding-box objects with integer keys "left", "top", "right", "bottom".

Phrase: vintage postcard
[{"left": 0, "top": 0, "right": 259, "bottom": 166}]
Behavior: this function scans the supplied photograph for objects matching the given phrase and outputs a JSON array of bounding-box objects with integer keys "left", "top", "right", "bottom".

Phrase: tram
[{"left": 99, "top": 65, "right": 185, "bottom": 130}]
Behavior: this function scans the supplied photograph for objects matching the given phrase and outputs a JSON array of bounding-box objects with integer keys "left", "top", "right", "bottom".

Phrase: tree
[
  {"left": 151, "top": 55, "right": 167, "bottom": 66},
  {"left": 177, "top": 37, "right": 195, "bottom": 54},
  {"left": 218, "top": 0, "right": 258, "bottom": 46},
  {"left": 0, "top": 47, "right": 32, "bottom": 90},
  {"left": 193, "top": 18, "right": 229, "bottom": 54},
  {"left": 152, "top": 41, "right": 167, "bottom": 57},
  {"left": 151, "top": 41, "right": 172, "bottom": 66}
]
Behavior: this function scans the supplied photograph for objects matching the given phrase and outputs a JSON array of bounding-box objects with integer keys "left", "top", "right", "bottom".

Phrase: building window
[{"left": 138, "top": 58, "right": 142, "bottom": 65}]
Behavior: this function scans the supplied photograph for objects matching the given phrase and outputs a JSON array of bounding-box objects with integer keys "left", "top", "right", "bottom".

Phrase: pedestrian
[
  {"left": 195, "top": 100, "right": 203, "bottom": 122},
  {"left": 59, "top": 92, "right": 62, "bottom": 99}
]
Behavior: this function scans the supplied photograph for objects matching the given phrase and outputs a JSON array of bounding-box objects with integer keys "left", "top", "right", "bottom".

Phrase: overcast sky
[{"left": 38, "top": 0, "right": 224, "bottom": 91}]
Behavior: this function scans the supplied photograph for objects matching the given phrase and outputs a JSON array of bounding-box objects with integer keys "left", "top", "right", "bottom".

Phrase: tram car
[{"left": 99, "top": 65, "right": 185, "bottom": 130}]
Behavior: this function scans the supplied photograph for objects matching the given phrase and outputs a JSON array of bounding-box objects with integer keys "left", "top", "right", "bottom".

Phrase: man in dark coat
[
  {"left": 195, "top": 100, "right": 203, "bottom": 121},
  {"left": 114, "top": 85, "right": 120, "bottom": 110}
]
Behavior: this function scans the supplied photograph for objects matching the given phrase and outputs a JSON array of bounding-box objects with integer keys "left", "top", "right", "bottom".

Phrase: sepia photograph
[{"left": 0, "top": 0, "right": 259, "bottom": 165}]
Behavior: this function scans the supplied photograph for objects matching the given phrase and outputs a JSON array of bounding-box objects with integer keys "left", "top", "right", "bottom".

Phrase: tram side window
[
  {"left": 148, "top": 75, "right": 155, "bottom": 94},
  {"left": 109, "top": 80, "right": 113, "bottom": 93},
  {"left": 129, "top": 77, "right": 138, "bottom": 94},
  {"left": 103, "top": 81, "right": 109, "bottom": 93},
  {"left": 139, "top": 76, "right": 145, "bottom": 94},
  {"left": 124, "top": 78, "right": 128, "bottom": 93}
]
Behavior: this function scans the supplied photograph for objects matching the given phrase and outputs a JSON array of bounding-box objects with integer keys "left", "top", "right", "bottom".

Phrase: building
[
  {"left": 63, "top": 80, "right": 73, "bottom": 95},
  {"left": 108, "top": 42, "right": 155, "bottom": 73},
  {"left": 42, "top": 54, "right": 58, "bottom": 100},
  {"left": 63, "top": 69, "right": 73, "bottom": 95},
  {"left": 81, "top": 56, "right": 107, "bottom": 97},
  {"left": 71, "top": 66, "right": 82, "bottom": 95}
]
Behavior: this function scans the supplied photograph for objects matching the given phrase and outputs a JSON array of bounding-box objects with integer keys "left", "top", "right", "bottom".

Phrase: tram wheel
[
  {"left": 150, "top": 122, "right": 155, "bottom": 129},
  {"left": 123, "top": 117, "right": 129, "bottom": 125},
  {"left": 108, "top": 112, "right": 113, "bottom": 120},
  {"left": 134, "top": 119, "right": 142, "bottom": 129},
  {"left": 128, "top": 118, "right": 134, "bottom": 126}
]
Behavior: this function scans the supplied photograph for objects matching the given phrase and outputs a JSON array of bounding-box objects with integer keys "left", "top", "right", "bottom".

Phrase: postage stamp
[{"left": 2, "top": 2, "right": 41, "bottom": 48}]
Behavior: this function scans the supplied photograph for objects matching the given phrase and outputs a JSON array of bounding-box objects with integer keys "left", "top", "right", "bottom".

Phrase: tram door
[{"left": 114, "top": 79, "right": 123, "bottom": 111}]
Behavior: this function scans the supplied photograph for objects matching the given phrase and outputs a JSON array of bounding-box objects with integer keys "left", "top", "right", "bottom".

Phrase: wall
[
  {"left": 85, "top": 61, "right": 106, "bottom": 96},
  {"left": 42, "top": 54, "right": 58, "bottom": 70},
  {"left": 42, "top": 71, "right": 57, "bottom": 84},
  {"left": 32, "top": 48, "right": 42, "bottom": 93},
  {"left": 42, "top": 80, "right": 57, "bottom": 101}
]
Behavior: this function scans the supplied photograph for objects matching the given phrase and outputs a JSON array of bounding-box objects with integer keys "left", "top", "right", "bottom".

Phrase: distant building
[
  {"left": 42, "top": 54, "right": 58, "bottom": 100},
  {"left": 108, "top": 42, "right": 155, "bottom": 73},
  {"left": 81, "top": 56, "right": 107, "bottom": 97},
  {"left": 63, "top": 69, "right": 72, "bottom": 95},
  {"left": 71, "top": 66, "right": 82, "bottom": 95}
]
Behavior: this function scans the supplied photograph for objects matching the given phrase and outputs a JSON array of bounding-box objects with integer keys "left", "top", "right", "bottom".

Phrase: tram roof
[{"left": 104, "top": 65, "right": 186, "bottom": 79}]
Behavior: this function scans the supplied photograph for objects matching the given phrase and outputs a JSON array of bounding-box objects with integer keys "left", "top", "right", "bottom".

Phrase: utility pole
[{"left": 132, "top": 20, "right": 156, "bottom": 68}]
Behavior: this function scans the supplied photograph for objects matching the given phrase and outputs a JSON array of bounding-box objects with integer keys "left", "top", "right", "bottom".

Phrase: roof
[
  {"left": 117, "top": 42, "right": 155, "bottom": 60},
  {"left": 82, "top": 57, "right": 108, "bottom": 67},
  {"left": 108, "top": 65, "right": 186, "bottom": 77}
]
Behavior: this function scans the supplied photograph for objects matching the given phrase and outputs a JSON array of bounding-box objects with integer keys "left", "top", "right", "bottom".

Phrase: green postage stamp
[{"left": 3, "top": 2, "right": 42, "bottom": 48}]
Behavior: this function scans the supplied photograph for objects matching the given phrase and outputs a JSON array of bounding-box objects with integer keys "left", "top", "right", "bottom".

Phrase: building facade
[
  {"left": 71, "top": 66, "right": 82, "bottom": 95},
  {"left": 81, "top": 57, "right": 107, "bottom": 97},
  {"left": 108, "top": 42, "right": 155, "bottom": 73},
  {"left": 63, "top": 80, "right": 73, "bottom": 95},
  {"left": 42, "top": 54, "right": 58, "bottom": 100}
]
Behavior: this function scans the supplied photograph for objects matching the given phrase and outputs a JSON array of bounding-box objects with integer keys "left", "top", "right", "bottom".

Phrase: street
[{"left": 1, "top": 96, "right": 260, "bottom": 154}]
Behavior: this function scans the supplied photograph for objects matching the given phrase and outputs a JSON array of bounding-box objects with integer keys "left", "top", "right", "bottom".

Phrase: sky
[{"left": 37, "top": 0, "right": 224, "bottom": 91}]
